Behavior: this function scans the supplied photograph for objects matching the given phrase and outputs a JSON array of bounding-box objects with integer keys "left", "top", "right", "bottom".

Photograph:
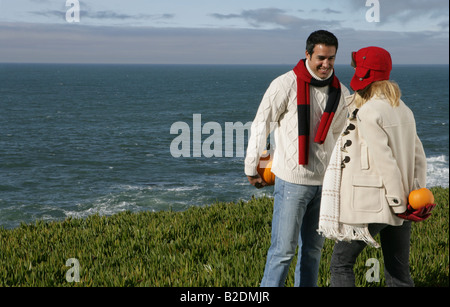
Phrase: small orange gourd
[
  {"left": 408, "top": 179, "right": 435, "bottom": 209},
  {"left": 257, "top": 150, "right": 275, "bottom": 186}
]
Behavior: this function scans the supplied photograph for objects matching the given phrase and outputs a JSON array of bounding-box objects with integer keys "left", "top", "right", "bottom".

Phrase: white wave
[
  {"left": 427, "top": 155, "right": 449, "bottom": 188},
  {"left": 166, "top": 186, "right": 201, "bottom": 192},
  {"left": 64, "top": 200, "right": 140, "bottom": 220},
  {"left": 427, "top": 155, "right": 448, "bottom": 163},
  {"left": 119, "top": 184, "right": 149, "bottom": 191}
]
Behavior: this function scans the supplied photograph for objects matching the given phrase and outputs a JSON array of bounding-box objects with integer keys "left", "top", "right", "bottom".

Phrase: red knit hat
[{"left": 350, "top": 46, "right": 392, "bottom": 91}]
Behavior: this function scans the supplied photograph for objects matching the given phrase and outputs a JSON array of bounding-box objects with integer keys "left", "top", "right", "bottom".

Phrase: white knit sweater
[{"left": 245, "top": 63, "right": 350, "bottom": 185}]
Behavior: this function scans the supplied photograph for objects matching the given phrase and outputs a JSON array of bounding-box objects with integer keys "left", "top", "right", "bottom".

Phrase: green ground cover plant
[{"left": 0, "top": 187, "right": 448, "bottom": 287}]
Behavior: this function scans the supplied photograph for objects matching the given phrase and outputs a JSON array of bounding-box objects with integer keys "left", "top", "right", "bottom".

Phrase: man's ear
[{"left": 305, "top": 50, "right": 311, "bottom": 60}]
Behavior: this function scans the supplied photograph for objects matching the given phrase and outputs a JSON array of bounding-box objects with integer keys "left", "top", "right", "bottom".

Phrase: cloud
[
  {"left": 0, "top": 22, "right": 298, "bottom": 64},
  {"left": 334, "top": 27, "right": 449, "bottom": 63},
  {"left": 438, "top": 20, "right": 449, "bottom": 31},
  {"left": 349, "top": 0, "right": 449, "bottom": 24},
  {"left": 210, "top": 8, "right": 341, "bottom": 30},
  {"left": 87, "top": 11, "right": 168, "bottom": 20},
  {"left": 88, "top": 11, "right": 174, "bottom": 21},
  {"left": 321, "top": 8, "right": 342, "bottom": 14},
  {"left": 29, "top": 10, "right": 65, "bottom": 19},
  {"left": 211, "top": 8, "right": 295, "bottom": 28},
  {"left": 0, "top": 21, "right": 448, "bottom": 65},
  {"left": 1, "top": 0, "right": 447, "bottom": 65},
  {"left": 29, "top": 9, "right": 174, "bottom": 22}
]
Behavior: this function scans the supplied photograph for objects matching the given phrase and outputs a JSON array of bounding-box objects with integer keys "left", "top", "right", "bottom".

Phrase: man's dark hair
[{"left": 306, "top": 30, "right": 339, "bottom": 55}]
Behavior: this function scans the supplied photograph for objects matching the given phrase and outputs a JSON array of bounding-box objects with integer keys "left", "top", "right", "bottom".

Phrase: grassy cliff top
[{"left": 0, "top": 187, "right": 448, "bottom": 287}]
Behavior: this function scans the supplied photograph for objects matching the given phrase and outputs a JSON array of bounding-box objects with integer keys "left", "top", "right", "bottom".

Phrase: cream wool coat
[{"left": 339, "top": 95, "right": 427, "bottom": 226}]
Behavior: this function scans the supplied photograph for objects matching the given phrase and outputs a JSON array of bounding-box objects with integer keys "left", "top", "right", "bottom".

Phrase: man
[{"left": 245, "top": 30, "right": 350, "bottom": 287}]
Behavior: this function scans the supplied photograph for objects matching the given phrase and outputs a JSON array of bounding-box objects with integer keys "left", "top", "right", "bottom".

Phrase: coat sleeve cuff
[{"left": 245, "top": 156, "right": 259, "bottom": 177}]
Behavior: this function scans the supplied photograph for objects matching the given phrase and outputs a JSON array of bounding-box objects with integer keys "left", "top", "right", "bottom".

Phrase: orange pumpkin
[
  {"left": 408, "top": 188, "right": 435, "bottom": 209},
  {"left": 257, "top": 151, "right": 275, "bottom": 186}
]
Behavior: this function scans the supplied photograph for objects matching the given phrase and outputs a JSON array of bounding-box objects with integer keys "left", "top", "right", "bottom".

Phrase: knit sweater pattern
[{"left": 245, "top": 65, "right": 350, "bottom": 185}]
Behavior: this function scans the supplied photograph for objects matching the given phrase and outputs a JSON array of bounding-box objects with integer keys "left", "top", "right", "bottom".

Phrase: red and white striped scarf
[{"left": 293, "top": 59, "right": 341, "bottom": 165}]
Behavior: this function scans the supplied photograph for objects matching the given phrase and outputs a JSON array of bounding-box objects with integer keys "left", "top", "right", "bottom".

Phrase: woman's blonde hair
[{"left": 352, "top": 80, "right": 401, "bottom": 108}]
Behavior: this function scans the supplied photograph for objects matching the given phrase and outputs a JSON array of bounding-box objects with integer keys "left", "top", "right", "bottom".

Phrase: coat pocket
[{"left": 351, "top": 175, "right": 384, "bottom": 213}]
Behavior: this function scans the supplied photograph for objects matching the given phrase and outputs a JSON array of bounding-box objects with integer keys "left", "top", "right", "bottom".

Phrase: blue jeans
[{"left": 261, "top": 178, "right": 325, "bottom": 287}]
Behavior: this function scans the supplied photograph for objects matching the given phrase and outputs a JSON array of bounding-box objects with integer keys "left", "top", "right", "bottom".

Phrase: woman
[{"left": 318, "top": 46, "right": 434, "bottom": 287}]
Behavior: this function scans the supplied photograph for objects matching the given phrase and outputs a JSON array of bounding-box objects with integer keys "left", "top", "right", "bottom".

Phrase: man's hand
[{"left": 247, "top": 175, "right": 267, "bottom": 189}]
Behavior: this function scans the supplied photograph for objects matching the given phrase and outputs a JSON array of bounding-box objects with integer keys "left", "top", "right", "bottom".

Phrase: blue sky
[{"left": 0, "top": 0, "right": 448, "bottom": 64}]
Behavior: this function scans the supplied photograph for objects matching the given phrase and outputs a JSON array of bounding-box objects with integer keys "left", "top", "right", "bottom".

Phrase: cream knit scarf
[{"left": 317, "top": 135, "right": 380, "bottom": 248}]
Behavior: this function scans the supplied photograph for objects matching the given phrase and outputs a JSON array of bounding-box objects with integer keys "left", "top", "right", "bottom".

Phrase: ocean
[{"left": 0, "top": 63, "right": 448, "bottom": 229}]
